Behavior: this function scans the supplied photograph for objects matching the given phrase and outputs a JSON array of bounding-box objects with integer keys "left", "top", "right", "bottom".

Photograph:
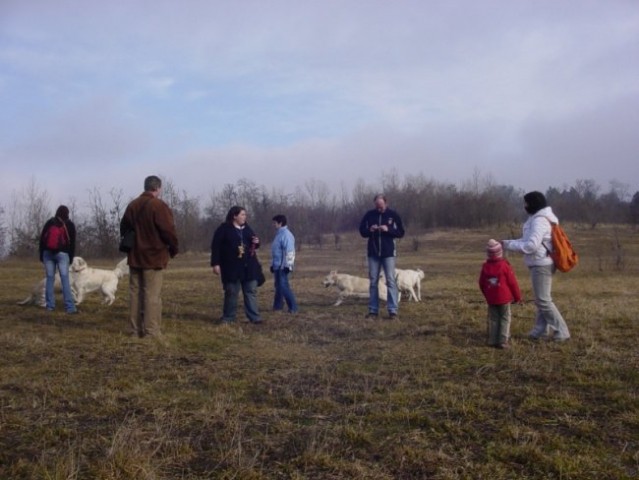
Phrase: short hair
[
  {"left": 225, "top": 206, "right": 246, "bottom": 223},
  {"left": 144, "top": 175, "right": 162, "bottom": 192},
  {"left": 272, "top": 214, "right": 287, "bottom": 226},
  {"left": 55, "top": 205, "right": 70, "bottom": 221},
  {"left": 374, "top": 193, "right": 387, "bottom": 203}
]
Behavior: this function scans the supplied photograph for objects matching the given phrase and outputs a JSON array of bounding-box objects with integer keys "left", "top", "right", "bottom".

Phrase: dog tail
[
  {"left": 17, "top": 295, "right": 34, "bottom": 305},
  {"left": 114, "top": 258, "right": 130, "bottom": 279}
]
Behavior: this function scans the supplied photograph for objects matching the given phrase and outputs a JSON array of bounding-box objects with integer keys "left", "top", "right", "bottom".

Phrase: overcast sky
[{"left": 1, "top": 0, "right": 638, "bottom": 210}]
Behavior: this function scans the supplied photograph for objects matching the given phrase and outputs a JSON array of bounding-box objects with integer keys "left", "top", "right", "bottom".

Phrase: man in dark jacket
[
  {"left": 120, "top": 175, "right": 178, "bottom": 340},
  {"left": 359, "top": 194, "right": 405, "bottom": 319}
]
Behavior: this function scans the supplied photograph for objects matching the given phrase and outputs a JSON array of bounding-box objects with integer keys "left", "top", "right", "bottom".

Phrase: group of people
[{"left": 38, "top": 175, "right": 570, "bottom": 347}]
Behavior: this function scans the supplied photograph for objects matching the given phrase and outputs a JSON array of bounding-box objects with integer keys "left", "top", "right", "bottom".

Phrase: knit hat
[
  {"left": 523, "top": 191, "right": 547, "bottom": 215},
  {"left": 486, "top": 239, "right": 503, "bottom": 259}
]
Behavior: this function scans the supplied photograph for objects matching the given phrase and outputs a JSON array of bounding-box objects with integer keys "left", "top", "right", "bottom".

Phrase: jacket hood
[{"left": 533, "top": 206, "right": 558, "bottom": 224}]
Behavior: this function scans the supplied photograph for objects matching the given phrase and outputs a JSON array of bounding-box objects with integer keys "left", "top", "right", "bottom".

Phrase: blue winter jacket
[
  {"left": 359, "top": 208, "right": 405, "bottom": 258},
  {"left": 271, "top": 226, "right": 296, "bottom": 270}
]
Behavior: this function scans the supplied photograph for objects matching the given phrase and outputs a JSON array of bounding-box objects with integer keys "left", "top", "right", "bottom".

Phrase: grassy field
[{"left": 1, "top": 225, "right": 638, "bottom": 479}]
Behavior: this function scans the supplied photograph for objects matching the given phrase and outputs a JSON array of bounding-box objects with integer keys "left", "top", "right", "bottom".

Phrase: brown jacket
[{"left": 120, "top": 192, "right": 179, "bottom": 269}]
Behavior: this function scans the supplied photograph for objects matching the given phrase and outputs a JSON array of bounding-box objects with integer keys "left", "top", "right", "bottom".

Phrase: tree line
[{"left": 1, "top": 173, "right": 638, "bottom": 259}]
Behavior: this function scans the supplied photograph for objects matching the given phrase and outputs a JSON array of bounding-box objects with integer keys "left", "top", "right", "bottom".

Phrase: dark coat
[
  {"left": 359, "top": 208, "right": 405, "bottom": 258},
  {"left": 210, "top": 222, "right": 261, "bottom": 284},
  {"left": 39, "top": 217, "right": 76, "bottom": 263},
  {"left": 120, "top": 192, "right": 179, "bottom": 269}
]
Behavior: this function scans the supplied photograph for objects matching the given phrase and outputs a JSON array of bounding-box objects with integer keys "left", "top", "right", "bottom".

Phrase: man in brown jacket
[{"left": 120, "top": 175, "right": 178, "bottom": 340}]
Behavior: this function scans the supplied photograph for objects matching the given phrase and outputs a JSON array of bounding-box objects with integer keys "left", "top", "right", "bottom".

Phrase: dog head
[
  {"left": 416, "top": 268, "right": 425, "bottom": 280},
  {"left": 71, "top": 257, "right": 87, "bottom": 273},
  {"left": 322, "top": 270, "right": 338, "bottom": 288}
]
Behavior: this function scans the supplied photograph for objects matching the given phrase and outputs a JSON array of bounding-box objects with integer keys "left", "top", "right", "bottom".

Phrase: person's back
[{"left": 120, "top": 175, "right": 178, "bottom": 340}]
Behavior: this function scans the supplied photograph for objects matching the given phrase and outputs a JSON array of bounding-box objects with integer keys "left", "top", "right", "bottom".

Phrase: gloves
[
  {"left": 269, "top": 266, "right": 274, "bottom": 273},
  {"left": 283, "top": 267, "right": 290, "bottom": 274}
]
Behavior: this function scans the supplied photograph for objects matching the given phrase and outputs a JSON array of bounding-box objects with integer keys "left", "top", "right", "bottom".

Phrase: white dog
[
  {"left": 322, "top": 270, "right": 388, "bottom": 306},
  {"left": 18, "top": 257, "right": 128, "bottom": 307},
  {"left": 71, "top": 257, "right": 129, "bottom": 305},
  {"left": 395, "top": 268, "right": 425, "bottom": 302},
  {"left": 17, "top": 256, "right": 84, "bottom": 307}
]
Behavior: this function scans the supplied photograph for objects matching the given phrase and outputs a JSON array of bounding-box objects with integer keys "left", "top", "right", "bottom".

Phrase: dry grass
[{"left": 1, "top": 225, "right": 638, "bottom": 479}]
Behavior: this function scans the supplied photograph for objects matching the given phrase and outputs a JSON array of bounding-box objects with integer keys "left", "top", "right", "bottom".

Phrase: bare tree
[{"left": 8, "top": 178, "right": 51, "bottom": 257}]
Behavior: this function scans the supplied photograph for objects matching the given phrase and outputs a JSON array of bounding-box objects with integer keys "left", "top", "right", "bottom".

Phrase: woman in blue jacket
[{"left": 270, "top": 214, "right": 298, "bottom": 314}]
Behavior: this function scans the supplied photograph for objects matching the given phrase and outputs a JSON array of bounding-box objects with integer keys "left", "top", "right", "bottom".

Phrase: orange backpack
[{"left": 543, "top": 217, "right": 579, "bottom": 272}]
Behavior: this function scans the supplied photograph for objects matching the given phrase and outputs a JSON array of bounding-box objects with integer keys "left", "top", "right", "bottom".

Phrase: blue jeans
[
  {"left": 529, "top": 264, "right": 570, "bottom": 340},
  {"left": 368, "top": 256, "right": 398, "bottom": 315},
  {"left": 43, "top": 250, "right": 76, "bottom": 312},
  {"left": 273, "top": 269, "right": 298, "bottom": 313},
  {"left": 222, "top": 279, "right": 261, "bottom": 323}
]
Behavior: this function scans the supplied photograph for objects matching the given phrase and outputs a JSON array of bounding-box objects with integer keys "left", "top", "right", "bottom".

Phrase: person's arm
[
  {"left": 210, "top": 225, "right": 223, "bottom": 269},
  {"left": 284, "top": 231, "right": 296, "bottom": 270},
  {"left": 359, "top": 212, "right": 373, "bottom": 238},
  {"left": 503, "top": 217, "right": 546, "bottom": 254},
  {"left": 155, "top": 202, "right": 179, "bottom": 257}
]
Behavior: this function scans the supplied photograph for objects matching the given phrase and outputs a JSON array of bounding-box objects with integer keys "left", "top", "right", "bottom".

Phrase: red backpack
[
  {"left": 543, "top": 217, "right": 578, "bottom": 272},
  {"left": 44, "top": 219, "right": 70, "bottom": 251}
]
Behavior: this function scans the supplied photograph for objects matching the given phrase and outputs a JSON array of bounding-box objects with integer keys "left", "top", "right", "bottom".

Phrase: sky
[{"left": 1, "top": 0, "right": 638, "bottom": 211}]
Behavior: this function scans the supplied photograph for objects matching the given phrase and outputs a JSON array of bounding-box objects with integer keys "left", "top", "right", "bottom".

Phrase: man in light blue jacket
[{"left": 270, "top": 214, "right": 298, "bottom": 314}]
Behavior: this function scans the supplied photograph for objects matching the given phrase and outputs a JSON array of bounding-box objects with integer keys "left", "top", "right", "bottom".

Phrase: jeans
[
  {"left": 222, "top": 279, "right": 261, "bottom": 323},
  {"left": 529, "top": 264, "right": 570, "bottom": 339},
  {"left": 368, "top": 256, "right": 399, "bottom": 314},
  {"left": 273, "top": 269, "right": 298, "bottom": 313},
  {"left": 43, "top": 250, "right": 76, "bottom": 312},
  {"left": 129, "top": 267, "right": 164, "bottom": 338}
]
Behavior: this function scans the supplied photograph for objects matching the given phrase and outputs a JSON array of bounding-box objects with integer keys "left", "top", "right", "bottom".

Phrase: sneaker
[
  {"left": 66, "top": 310, "right": 79, "bottom": 315},
  {"left": 388, "top": 312, "right": 398, "bottom": 320},
  {"left": 250, "top": 319, "right": 263, "bottom": 324},
  {"left": 364, "top": 312, "right": 378, "bottom": 319}
]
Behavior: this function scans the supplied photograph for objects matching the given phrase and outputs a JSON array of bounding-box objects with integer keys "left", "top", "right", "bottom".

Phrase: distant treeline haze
[{"left": 2, "top": 173, "right": 639, "bottom": 258}]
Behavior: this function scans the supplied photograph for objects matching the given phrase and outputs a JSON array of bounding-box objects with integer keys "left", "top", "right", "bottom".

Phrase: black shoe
[
  {"left": 388, "top": 312, "right": 398, "bottom": 320},
  {"left": 66, "top": 310, "right": 79, "bottom": 315},
  {"left": 365, "top": 312, "right": 378, "bottom": 319},
  {"left": 250, "top": 319, "right": 263, "bottom": 324}
]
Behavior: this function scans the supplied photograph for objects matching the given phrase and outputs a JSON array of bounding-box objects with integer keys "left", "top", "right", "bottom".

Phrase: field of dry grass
[{"left": 1, "top": 225, "right": 638, "bottom": 479}]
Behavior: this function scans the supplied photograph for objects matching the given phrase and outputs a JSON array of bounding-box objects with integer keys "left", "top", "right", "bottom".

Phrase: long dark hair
[{"left": 225, "top": 206, "right": 246, "bottom": 224}]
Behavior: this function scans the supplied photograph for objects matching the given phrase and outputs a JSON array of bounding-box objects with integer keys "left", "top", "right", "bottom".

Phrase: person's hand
[
  {"left": 283, "top": 267, "right": 290, "bottom": 274},
  {"left": 252, "top": 236, "right": 260, "bottom": 245},
  {"left": 380, "top": 225, "right": 389, "bottom": 232},
  {"left": 370, "top": 225, "right": 379, "bottom": 232},
  {"left": 212, "top": 265, "right": 221, "bottom": 275},
  {"left": 269, "top": 266, "right": 274, "bottom": 273}
]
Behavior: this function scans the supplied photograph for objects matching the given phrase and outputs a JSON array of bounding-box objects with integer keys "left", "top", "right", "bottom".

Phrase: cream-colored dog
[
  {"left": 395, "top": 268, "right": 425, "bottom": 302},
  {"left": 17, "top": 257, "right": 128, "bottom": 307},
  {"left": 322, "top": 270, "right": 388, "bottom": 306},
  {"left": 17, "top": 256, "right": 83, "bottom": 307},
  {"left": 71, "top": 257, "right": 129, "bottom": 305}
]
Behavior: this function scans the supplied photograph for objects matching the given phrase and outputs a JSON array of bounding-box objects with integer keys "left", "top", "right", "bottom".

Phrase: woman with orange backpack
[{"left": 501, "top": 191, "right": 570, "bottom": 342}]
